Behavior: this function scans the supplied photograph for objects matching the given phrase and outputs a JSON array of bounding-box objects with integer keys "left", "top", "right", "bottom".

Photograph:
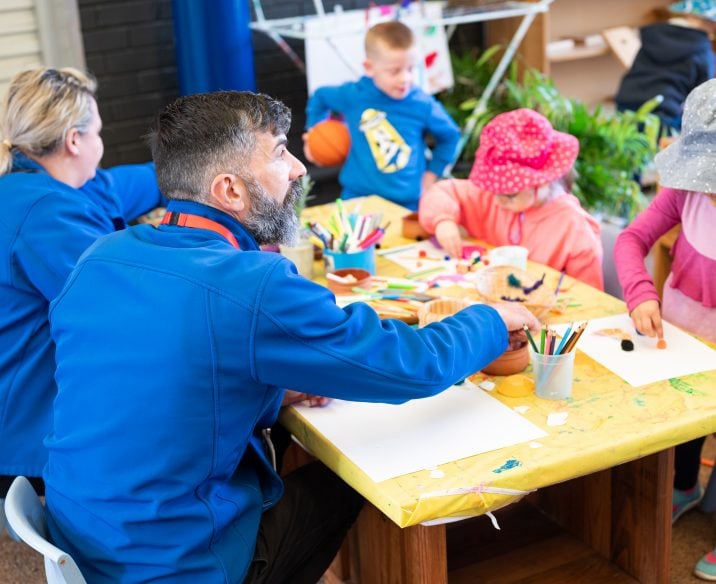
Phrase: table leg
[
  {"left": 532, "top": 448, "right": 673, "bottom": 583},
  {"left": 355, "top": 502, "right": 447, "bottom": 584}
]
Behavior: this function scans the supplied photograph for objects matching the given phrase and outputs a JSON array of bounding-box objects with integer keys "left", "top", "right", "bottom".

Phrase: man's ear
[
  {"left": 65, "top": 128, "right": 81, "bottom": 156},
  {"left": 363, "top": 58, "right": 373, "bottom": 77},
  {"left": 210, "top": 174, "right": 247, "bottom": 216}
]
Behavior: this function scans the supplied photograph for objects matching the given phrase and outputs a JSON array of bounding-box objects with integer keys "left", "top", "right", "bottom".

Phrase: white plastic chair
[{"left": 4, "top": 476, "right": 86, "bottom": 584}]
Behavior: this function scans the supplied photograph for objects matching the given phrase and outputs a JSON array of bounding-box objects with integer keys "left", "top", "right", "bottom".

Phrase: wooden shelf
[
  {"left": 548, "top": 44, "right": 609, "bottom": 62},
  {"left": 447, "top": 499, "right": 639, "bottom": 583}
]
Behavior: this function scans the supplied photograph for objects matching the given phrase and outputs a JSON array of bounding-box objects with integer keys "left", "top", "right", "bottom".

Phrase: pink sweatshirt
[
  {"left": 419, "top": 179, "right": 604, "bottom": 289},
  {"left": 615, "top": 188, "right": 716, "bottom": 313}
]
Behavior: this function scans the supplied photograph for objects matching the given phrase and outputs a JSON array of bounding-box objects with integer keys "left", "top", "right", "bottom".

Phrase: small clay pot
[
  {"left": 401, "top": 211, "right": 431, "bottom": 240},
  {"left": 326, "top": 268, "right": 371, "bottom": 295},
  {"left": 482, "top": 343, "right": 530, "bottom": 376}
]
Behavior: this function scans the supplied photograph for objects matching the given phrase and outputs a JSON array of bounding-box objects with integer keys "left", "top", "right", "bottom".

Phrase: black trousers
[
  {"left": 244, "top": 460, "right": 363, "bottom": 584},
  {"left": 674, "top": 436, "right": 708, "bottom": 491},
  {"left": 0, "top": 475, "right": 44, "bottom": 498}
]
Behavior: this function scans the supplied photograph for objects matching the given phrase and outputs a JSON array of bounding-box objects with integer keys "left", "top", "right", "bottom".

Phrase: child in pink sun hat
[{"left": 419, "top": 108, "right": 604, "bottom": 290}]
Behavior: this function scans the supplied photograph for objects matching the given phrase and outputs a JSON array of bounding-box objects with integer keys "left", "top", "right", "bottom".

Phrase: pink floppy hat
[{"left": 469, "top": 108, "right": 579, "bottom": 194}]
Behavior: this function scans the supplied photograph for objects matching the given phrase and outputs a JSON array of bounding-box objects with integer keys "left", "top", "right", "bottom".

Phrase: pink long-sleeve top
[
  {"left": 615, "top": 187, "right": 716, "bottom": 313},
  {"left": 419, "top": 179, "right": 604, "bottom": 290}
]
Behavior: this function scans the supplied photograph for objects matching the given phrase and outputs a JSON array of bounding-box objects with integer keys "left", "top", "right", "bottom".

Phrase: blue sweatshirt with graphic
[{"left": 306, "top": 76, "right": 460, "bottom": 210}]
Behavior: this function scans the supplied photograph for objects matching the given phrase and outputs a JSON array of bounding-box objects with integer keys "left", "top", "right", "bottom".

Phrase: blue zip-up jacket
[
  {"left": 0, "top": 153, "right": 162, "bottom": 478},
  {"left": 45, "top": 199, "right": 507, "bottom": 583},
  {"left": 615, "top": 22, "right": 714, "bottom": 131},
  {"left": 306, "top": 76, "right": 460, "bottom": 210}
]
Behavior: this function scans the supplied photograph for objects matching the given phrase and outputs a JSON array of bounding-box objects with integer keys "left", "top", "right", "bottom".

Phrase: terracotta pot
[
  {"left": 401, "top": 211, "right": 431, "bottom": 240},
  {"left": 482, "top": 343, "right": 530, "bottom": 376}
]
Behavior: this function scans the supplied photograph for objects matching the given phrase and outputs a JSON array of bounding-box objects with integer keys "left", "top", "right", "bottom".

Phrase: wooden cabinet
[{"left": 485, "top": 0, "right": 672, "bottom": 106}]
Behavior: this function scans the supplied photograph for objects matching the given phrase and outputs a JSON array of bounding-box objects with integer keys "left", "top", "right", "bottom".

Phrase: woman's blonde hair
[{"left": 0, "top": 67, "right": 97, "bottom": 176}]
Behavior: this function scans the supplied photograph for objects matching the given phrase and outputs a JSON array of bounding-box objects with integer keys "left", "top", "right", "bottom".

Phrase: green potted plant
[{"left": 439, "top": 47, "right": 661, "bottom": 221}]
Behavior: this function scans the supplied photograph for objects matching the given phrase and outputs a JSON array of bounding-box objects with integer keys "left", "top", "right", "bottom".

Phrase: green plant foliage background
[{"left": 438, "top": 46, "right": 662, "bottom": 220}]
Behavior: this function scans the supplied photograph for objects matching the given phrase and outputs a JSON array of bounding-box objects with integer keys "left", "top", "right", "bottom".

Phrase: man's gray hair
[{"left": 147, "top": 91, "right": 291, "bottom": 201}]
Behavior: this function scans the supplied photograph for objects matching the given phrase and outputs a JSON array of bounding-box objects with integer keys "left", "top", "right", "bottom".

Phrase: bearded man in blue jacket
[{"left": 44, "top": 90, "right": 539, "bottom": 583}]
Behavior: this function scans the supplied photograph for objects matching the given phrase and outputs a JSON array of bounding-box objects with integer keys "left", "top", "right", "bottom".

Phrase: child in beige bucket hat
[{"left": 615, "top": 79, "right": 716, "bottom": 581}]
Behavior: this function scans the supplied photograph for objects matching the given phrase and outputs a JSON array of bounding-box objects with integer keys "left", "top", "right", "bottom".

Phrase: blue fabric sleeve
[
  {"left": 305, "top": 85, "right": 350, "bottom": 128},
  {"left": 697, "top": 48, "right": 715, "bottom": 85},
  {"left": 106, "top": 163, "right": 165, "bottom": 220},
  {"left": 250, "top": 260, "right": 508, "bottom": 402},
  {"left": 16, "top": 195, "right": 115, "bottom": 301},
  {"left": 424, "top": 98, "right": 461, "bottom": 176}
]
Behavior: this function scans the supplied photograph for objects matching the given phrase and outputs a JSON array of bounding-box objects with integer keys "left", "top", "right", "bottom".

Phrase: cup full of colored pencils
[
  {"left": 524, "top": 322, "right": 587, "bottom": 400},
  {"left": 308, "top": 201, "right": 389, "bottom": 276}
]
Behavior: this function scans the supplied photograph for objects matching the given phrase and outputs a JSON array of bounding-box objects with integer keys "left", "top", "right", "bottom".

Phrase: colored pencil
[
  {"left": 554, "top": 270, "right": 566, "bottom": 296},
  {"left": 523, "top": 325, "right": 539, "bottom": 353},
  {"left": 560, "top": 322, "right": 587, "bottom": 354},
  {"left": 554, "top": 322, "right": 573, "bottom": 355}
]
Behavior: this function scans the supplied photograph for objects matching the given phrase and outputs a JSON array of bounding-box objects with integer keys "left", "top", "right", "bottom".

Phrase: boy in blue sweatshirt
[{"left": 304, "top": 21, "right": 460, "bottom": 210}]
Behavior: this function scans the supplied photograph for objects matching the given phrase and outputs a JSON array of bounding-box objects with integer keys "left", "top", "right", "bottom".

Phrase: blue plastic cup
[{"left": 324, "top": 245, "right": 376, "bottom": 275}]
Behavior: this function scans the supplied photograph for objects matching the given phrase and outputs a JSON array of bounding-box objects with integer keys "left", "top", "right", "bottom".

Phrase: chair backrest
[{"left": 4, "top": 476, "right": 87, "bottom": 584}]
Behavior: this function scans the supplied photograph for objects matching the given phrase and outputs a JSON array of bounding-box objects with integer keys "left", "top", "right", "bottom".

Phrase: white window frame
[{"left": 35, "top": 0, "right": 85, "bottom": 69}]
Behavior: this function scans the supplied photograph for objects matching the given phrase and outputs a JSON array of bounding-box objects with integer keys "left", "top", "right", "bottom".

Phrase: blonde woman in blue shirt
[{"left": 0, "top": 67, "right": 163, "bottom": 498}]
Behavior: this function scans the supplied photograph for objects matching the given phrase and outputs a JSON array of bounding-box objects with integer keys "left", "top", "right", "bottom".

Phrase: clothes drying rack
[{"left": 250, "top": 0, "right": 554, "bottom": 168}]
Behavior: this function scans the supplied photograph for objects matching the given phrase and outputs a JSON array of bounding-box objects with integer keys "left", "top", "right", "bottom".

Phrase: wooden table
[{"left": 284, "top": 197, "right": 716, "bottom": 583}]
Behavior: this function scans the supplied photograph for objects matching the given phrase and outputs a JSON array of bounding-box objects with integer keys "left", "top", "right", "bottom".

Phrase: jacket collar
[
  {"left": 163, "top": 200, "right": 261, "bottom": 251},
  {"left": 10, "top": 151, "right": 46, "bottom": 174}
]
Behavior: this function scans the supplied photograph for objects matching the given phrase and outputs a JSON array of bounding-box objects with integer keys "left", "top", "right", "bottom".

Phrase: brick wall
[{"left": 77, "top": 0, "right": 179, "bottom": 167}]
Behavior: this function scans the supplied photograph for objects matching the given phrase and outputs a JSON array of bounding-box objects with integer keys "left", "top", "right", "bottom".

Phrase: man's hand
[
  {"left": 282, "top": 389, "right": 331, "bottom": 408},
  {"left": 434, "top": 220, "right": 463, "bottom": 258},
  {"left": 630, "top": 299, "right": 663, "bottom": 339},
  {"left": 489, "top": 302, "right": 540, "bottom": 335}
]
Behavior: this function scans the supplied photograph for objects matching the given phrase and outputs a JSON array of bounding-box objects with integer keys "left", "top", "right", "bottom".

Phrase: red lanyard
[{"left": 161, "top": 211, "right": 241, "bottom": 249}]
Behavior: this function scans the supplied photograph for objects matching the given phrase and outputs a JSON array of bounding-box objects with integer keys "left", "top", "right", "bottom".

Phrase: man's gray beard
[{"left": 241, "top": 179, "right": 301, "bottom": 246}]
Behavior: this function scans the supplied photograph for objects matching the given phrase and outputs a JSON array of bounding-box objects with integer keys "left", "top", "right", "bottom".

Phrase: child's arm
[
  {"left": 419, "top": 179, "right": 470, "bottom": 257},
  {"left": 424, "top": 99, "right": 461, "bottom": 178},
  {"left": 421, "top": 170, "right": 438, "bottom": 195},
  {"left": 563, "top": 247, "right": 605, "bottom": 291},
  {"left": 615, "top": 188, "right": 684, "bottom": 335},
  {"left": 305, "top": 85, "right": 349, "bottom": 129}
]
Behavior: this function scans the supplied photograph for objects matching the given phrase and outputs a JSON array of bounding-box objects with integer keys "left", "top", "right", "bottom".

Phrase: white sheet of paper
[
  {"left": 553, "top": 314, "right": 716, "bottom": 386},
  {"left": 378, "top": 240, "right": 450, "bottom": 273},
  {"left": 292, "top": 385, "right": 547, "bottom": 483}
]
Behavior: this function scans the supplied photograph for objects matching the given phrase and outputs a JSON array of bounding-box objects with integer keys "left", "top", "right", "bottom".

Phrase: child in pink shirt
[
  {"left": 615, "top": 77, "right": 716, "bottom": 582},
  {"left": 419, "top": 109, "right": 604, "bottom": 290}
]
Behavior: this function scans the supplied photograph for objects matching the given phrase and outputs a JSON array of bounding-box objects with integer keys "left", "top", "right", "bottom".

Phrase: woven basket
[
  {"left": 417, "top": 298, "right": 474, "bottom": 327},
  {"left": 474, "top": 266, "right": 556, "bottom": 319}
]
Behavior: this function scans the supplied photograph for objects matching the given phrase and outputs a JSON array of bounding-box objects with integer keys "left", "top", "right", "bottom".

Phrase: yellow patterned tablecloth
[{"left": 282, "top": 196, "right": 716, "bottom": 528}]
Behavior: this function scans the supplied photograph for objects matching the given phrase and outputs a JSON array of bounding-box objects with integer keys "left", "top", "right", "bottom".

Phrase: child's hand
[
  {"left": 302, "top": 132, "right": 317, "bottom": 165},
  {"left": 435, "top": 220, "right": 462, "bottom": 258},
  {"left": 630, "top": 300, "right": 663, "bottom": 339}
]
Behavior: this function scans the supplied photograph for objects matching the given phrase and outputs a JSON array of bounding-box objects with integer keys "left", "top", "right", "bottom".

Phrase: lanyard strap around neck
[{"left": 161, "top": 211, "right": 241, "bottom": 249}]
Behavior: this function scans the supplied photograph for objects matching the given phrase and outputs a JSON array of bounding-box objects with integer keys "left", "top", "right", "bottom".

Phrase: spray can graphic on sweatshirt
[{"left": 359, "top": 108, "right": 411, "bottom": 173}]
